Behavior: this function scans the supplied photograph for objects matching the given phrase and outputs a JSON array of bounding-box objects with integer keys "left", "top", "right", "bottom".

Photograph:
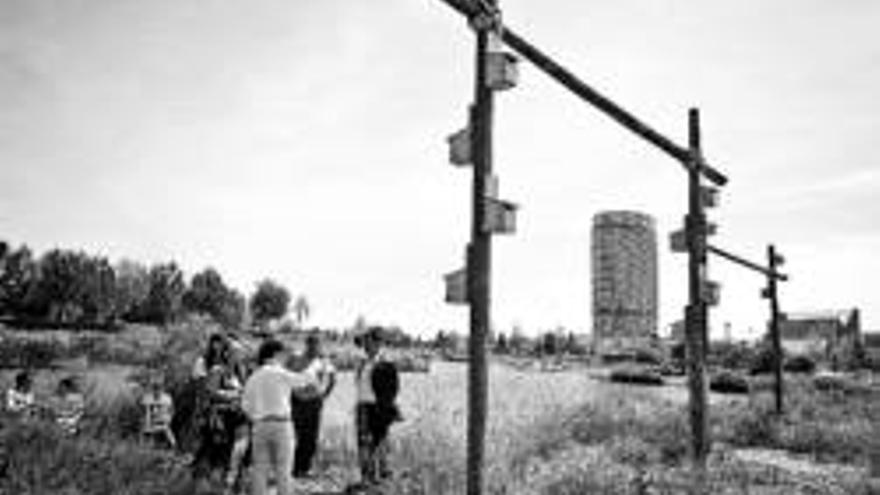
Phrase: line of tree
[
  {"left": 430, "top": 328, "right": 589, "bottom": 357},
  {"left": 0, "top": 240, "right": 303, "bottom": 330}
]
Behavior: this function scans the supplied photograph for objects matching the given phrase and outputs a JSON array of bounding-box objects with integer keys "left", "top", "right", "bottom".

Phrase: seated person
[
  {"left": 140, "top": 371, "right": 176, "bottom": 449},
  {"left": 5, "top": 370, "right": 36, "bottom": 419},
  {"left": 53, "top": 376, "right": 84, "bottom": 435}
]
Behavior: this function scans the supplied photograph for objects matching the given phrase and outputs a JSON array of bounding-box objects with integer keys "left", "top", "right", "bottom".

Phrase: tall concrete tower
[{"left": 591, "top": 210, "right": 658, "bottom": 355}]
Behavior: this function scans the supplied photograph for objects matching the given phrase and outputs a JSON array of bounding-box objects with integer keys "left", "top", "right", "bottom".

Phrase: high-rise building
[{"left": 591, "top": 210, "right": 658, "bottom": 354}]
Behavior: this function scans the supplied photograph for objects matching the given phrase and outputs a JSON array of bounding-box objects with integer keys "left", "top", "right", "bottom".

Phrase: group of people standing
[
  {"left": 188, "top": 327, "right": 400, "bottom": 495},
  {"left": 2, "top": 327, "right": 400, "bottom": 495}
]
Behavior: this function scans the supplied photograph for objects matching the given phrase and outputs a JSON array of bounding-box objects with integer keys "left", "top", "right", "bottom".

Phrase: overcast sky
[{"left": 2, "top": 0, "right": 879, "bottom": 338}]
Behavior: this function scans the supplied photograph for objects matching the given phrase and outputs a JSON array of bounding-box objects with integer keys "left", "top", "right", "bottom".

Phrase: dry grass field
[{"left": 1, "top": 323, "right": 878, "bottom": 494}]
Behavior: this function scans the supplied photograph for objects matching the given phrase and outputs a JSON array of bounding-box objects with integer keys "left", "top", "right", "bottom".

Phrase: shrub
[
  {"left": 632, "top": 348, "right": 662, "bottom": 365},
  {"left": 657, "top": 362, "right": 685, "bottom": 376},
  {"left": 0, "top": 336, "right": 66, "bottom": 368},
  {"left": 83, "top": 390, "right": 143, "bottom": 440},
  {"left": 609, "top": 365, "right": 664, "bottom": 386},
  {"left": 709, "top": 370, "right": 750, "bottom": 395},
  {"left": 70, "top": 334, "right": 150, "bottom": 366},
  {"left": 783, "top": 355, "right": 816, "bottom": 374},
  {"left": 750, "top": 346, "right": 777, "bottom": 375},
  {"left": 812, "top": 372, "right": 863, "bottom": 394}
]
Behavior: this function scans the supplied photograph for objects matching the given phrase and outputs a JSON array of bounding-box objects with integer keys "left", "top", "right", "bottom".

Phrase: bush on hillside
[
  {"left": 710, "top": 370, "right": 750, "bottom": 395},
  {"left": 0, "top": 336, "right": 66, "bottom": 368},
  {"left": 70, "top": 334, "right": 150, "bottom": 366}
]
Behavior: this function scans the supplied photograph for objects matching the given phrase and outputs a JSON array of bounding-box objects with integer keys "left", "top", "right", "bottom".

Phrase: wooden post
[
  {"left": 685, "top": 108, "right": 709, "bottom": 479},
  {"left": 768, "top": 244, "right": 783, "bottom": 414},
  {"left": 467, "top": 4, "right": 495, "bottom": 494}
]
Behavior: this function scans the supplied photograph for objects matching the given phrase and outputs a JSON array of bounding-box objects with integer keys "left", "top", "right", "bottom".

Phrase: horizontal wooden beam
[
  {"left": 436, "top": 0, "right": 729, "bottom": 186},
  {"left": 708, "top": 244, "right": 788, "bottom": 281}
]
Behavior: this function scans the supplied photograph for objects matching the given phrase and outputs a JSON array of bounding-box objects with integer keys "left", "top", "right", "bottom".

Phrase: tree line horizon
[
  {"left": 0, "top": 239, "right": 609, "bottom": 356},
  {"left": 0, "top": 239, "right": 309, "bottom": 330}
]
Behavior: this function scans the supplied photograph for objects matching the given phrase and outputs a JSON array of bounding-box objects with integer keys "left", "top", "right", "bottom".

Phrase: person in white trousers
[{"left": 242, "top": 339, "right": 318, "bottom": 495}]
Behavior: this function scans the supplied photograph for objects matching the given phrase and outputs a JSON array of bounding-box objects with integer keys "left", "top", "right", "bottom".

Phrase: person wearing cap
[
  {"left": 354, "top": 327, "right": 401, "bottom": 487},
  {"left": 242, "top": 339, "right": 319, "bottom": 495}
]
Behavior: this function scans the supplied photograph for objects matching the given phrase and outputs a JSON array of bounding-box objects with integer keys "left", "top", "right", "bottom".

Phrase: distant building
[
  {"left": 779, "top": 308, "right": 861, "bottom": 368},
  {"left": 863, "top": 331, "right": 880, "bottom": 365},
  {"left": 591, "top": 210, "right": 658, "bottom": 355}
]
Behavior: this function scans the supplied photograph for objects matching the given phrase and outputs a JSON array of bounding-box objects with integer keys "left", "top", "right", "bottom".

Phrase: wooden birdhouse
[
  {"left": 447, "top": 127, "right": 472, "bottom": 166},
  {"left": 444, "top": 268, "right": 469, "bottom": 305},
  {"left": 483, "top": 198, "right": 518, "bottom": 234},
  {"left": 701, "top": 280, "right": 720, "bottom": 307},
  {"left": 485, "top": 51, "right": 519, "bottom": 91},
  {"left": 669, "top": 229, "right": 687, "bottom": 253}
]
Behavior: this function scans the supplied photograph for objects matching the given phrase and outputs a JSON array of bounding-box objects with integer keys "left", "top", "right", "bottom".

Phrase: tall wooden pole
[
  {"left": 467, "top": 4, "right": 495, "bottom": 494},
  {"left": 768, "top": 244, "right": 783, "bottom": 414},
  {"left": 685, "top": 108, "right": 709, "bottom": 476}
]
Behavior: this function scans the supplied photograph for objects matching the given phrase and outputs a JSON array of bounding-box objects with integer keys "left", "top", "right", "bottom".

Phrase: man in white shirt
[{"left": 242, "top": 339, "right": 318, "bottom": 495}]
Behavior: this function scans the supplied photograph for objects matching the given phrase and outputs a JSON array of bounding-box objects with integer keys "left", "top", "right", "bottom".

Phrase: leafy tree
[
  {"left": 542, "top": 332, "right": 558, "bottom": 356},
  {"left": 78, "top": 255, "right": 117, "bottom": 324},
  {"left": 249, "top": 278, "right": 290, "bottom": 325},
  {"left": 382, "top": 325, "right": 413, "bottom": 348},
  {"left": 293, "top": 294, "right": 311, "bottom": 329},
  {"left": 0, "top": 245, "right": 38, "bottom": 316},
  {"left": 114, "top": 259, "right": 150, "bottom": 321},
  {"left": 140, "top": 262, "right": 186, "bottom": 325},
  {"left": 216, "top": 288, "right": 246, "bottom": 330},
  {"left": 35, "top": 249, "right": 89, "bottom": 322},
  {"left": 183, "top": 267, "right": 229, "bottom": 319}
]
